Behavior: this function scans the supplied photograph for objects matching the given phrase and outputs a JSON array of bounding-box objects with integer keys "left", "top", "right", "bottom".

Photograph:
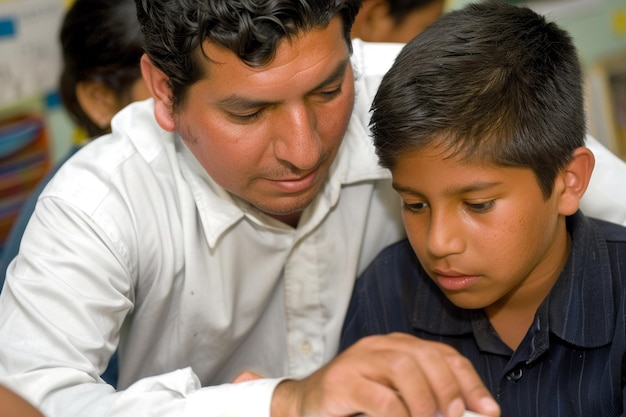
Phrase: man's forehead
[
  {"left": 193, "top": 17, "right": 352, "bottom": 101},
  {"left": 213, "top": 57, "right": 351, "bottom": 109}
]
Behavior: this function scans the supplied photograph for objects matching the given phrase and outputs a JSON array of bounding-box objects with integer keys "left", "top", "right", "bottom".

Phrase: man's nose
[{"left": 272, "top": 103, "right": 322, "bottom": 171}]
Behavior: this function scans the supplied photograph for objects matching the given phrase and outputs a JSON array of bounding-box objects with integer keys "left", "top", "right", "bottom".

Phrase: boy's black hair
[{"left": 370, "top": 0, "right": 586, "bottom": 199}]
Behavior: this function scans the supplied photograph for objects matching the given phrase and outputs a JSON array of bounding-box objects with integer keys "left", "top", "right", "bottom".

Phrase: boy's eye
[
  {"left": 464, "top": 200, "right": 495, "bottom": 213},
  {"left": 402, "top": 201, "right": 429, "bottom": 213}
]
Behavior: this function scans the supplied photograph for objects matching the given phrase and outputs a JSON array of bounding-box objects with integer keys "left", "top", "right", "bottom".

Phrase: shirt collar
[
  {"left": 547, "top": 211, "right": 614, "bottom": 347},
  {"left": 175, "top": 111, "right": 389, "bottom": 248},
  {"left": 409, "top": 211, "right": 615, "bottom": 348}
]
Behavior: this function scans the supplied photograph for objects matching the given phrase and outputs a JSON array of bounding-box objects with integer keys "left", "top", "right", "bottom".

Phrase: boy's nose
[{"left": 426, "top": 211, "right": 464, "bottom": 257}]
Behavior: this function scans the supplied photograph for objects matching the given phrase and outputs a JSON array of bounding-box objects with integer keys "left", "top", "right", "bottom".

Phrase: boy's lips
[{"left": 432, "top": 269, "right": 481, "bottom": 291}]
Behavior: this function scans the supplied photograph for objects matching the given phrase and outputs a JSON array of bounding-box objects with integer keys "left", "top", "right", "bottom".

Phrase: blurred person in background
[
  {"left": 351, "top": 0, "right": 446, "bottom": 42},
  {"left": 59, "top": 0, "right": 149, "bottom": 138},
  {"left": 0, "top": 0, "right": 150, "bottom": 285}
]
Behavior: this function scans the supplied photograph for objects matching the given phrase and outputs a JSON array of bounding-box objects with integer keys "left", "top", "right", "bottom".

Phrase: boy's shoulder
[
  {"left": 589, "top": 217, "right": 626, "bottom": 244},
  {"left": 365, "top": 238, "right": 421, "bottom": 275}
]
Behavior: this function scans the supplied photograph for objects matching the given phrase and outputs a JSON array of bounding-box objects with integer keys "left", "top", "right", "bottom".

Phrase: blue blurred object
[{"left": 0, "top": 117, "right": 42, "bottom": 159}]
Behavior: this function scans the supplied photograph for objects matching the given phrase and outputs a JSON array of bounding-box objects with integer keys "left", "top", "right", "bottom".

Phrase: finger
[
  {"left": 335, "top": 378, "right": 412, "bottom": 417},
  {"left": 231, "top": 371, "right": 263, "bottom": 383},
  {"left": 387, "top": 340, "right": 461, "bottom": 417},
  {"left": 445, "top": 354, "right": 500, "bottom": 417},
  {"left": 357, "top": 334, "right": 491, "bottom": 417},
  {"left": 341, "top": 335, "right": 441, "bottom": 417},
  {"left": 297, "top": 345, "right": 413, "bottom": 417}
]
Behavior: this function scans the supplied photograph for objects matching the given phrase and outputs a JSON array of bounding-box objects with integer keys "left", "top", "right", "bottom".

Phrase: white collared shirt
[{"left": 0, "top": 40, "right": 407, "bottom": 417}]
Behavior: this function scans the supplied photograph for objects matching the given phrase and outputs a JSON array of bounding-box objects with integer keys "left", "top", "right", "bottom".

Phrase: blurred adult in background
[
  {"left": 0, "top": 0, "right": 149, "bottom": 284},
  {"left": 351, "top": 0, "right": 445, "bottom": 43},
  {"left": 59, "top": 0, "right": 149, "bottom": 138}
]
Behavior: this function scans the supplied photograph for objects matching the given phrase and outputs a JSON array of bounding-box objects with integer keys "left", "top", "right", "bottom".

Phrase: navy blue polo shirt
[{"left": 341, "top": 211, "right": 626, "bottom": 417}]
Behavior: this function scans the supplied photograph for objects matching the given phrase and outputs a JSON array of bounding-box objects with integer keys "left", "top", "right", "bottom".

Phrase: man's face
[
  {"left": 391, "top": 143, "right": 570, "bottom": 314},
  {"left": 172, "top": 17, "right": 354, "bottom": 226}
]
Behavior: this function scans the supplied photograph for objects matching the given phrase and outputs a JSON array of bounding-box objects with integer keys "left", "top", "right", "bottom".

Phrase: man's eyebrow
[
  {"left": 216, "top": 57, "right": 350, "bottom": 110},
  {"left": 312, "top": 57, "right": 350, "bottom": 91}
]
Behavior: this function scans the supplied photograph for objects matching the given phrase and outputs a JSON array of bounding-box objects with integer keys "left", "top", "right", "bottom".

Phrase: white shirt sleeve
[
  {"left": 107, "top": 369, "right": 282, "bottom": 417},
  {"left": 2, "top": 368, "right": 283, "bottom": 417},
  {"left": 0, "top": 45, "right": 405, "bottom": 417},
  {"left": 581, "top": 134, "right": 626, "bottom": 226},
  {"left": 0, "top": 195, "right": 283, "bottom": 417}
]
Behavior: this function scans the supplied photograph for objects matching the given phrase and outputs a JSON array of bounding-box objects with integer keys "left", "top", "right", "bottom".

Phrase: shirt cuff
[{"left": 185, "top": 376, "right": 288, "bottom": 417}]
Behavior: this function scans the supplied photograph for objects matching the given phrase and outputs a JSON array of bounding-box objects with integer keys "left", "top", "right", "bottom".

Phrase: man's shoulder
[
  {"left": 41, "top": 101, "right": 177, "bottom": 214},
  {"left": 351, "top": 39, "right": 404, "bottom": 77}
]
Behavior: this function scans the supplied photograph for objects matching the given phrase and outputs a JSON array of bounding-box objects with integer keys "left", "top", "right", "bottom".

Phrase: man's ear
[
  {"left": 140, "top": 53, "right": 176, "bottom": 132},
  {"left": 557, "top": 147, "right": 595, "bottom": 216},
  {"left": 75, "top": 81, "right": 119, "bottom": 130},
  {"left": 350, "top": 0, "right": 393, "bottom": 42}
]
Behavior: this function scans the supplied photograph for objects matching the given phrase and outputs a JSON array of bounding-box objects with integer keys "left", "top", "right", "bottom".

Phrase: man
[{"left": 0, "top": 1, "right": 622, "bottom": 416}]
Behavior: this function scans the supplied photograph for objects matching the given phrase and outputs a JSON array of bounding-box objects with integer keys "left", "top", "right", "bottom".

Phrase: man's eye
[
  {"left": 465, "top": 200, "right": 495, "bottom": 213},
  {"left": 318, "top": 87, "right": 342, "bottom": 99},
  {"left": 402, "top": 201, "right": 428, "bottom": 213},
  {"left": 229, "top": 109, "right": 264, "bottom": 122}
]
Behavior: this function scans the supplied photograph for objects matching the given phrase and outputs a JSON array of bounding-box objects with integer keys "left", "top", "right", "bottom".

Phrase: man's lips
[{"left": 265, "top": 169, "right": 319, "bottom": 193}]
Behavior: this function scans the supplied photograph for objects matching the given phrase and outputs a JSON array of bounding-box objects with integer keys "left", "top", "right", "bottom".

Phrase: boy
[{"left": 341, "top": 1, "right": 626, "bottom": 416}]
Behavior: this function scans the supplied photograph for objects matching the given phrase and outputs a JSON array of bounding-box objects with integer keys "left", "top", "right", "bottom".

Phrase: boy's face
[
  {"left": 391, "top": 144, "right": 571, "bottom": 312},
  {"left": 166, "top": 16, "right": 354, "bottom": 226}
]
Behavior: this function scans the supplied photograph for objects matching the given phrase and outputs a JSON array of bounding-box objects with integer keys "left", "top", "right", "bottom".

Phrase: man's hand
[
  {"left": 232, "top": 371, "right": 263, "bottom": 383},
  {"left": 271, "top": 333, "right": 500, "bottom": 417}
]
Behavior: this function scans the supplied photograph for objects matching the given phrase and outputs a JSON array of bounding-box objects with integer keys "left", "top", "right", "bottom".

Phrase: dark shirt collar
[{"left": 410, "top": 211, "right": 614, "bottom": 349}]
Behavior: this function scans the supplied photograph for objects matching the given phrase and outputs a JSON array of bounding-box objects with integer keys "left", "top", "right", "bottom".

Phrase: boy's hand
[{"left": 271, "top": 333, "right": 500, "bottom": 417}]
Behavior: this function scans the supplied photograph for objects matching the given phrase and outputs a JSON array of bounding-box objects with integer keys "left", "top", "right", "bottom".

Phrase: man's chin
[{"left": 254, "top": 198, "right": 315, "bottom": 227}]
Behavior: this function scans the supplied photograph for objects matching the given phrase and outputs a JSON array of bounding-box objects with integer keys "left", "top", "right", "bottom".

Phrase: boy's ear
[
  {"left": 350, "top": 0, "right": 393, "bottom": 42},
  {"left": 140, "top": 53, "right": 176, "bottom": 132},
  {"left": 75, "top": 81, "right": 119, "bottom": 129},
  {"left": 557, "top": 147, "right": 595, "bottom": 216}
]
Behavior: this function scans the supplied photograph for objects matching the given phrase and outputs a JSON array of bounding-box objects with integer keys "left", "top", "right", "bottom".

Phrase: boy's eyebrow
[
  {"left": 216, "top": 57, "right": 350, "bottom": 110},
  {"left": 392, "top": 181, "right": 503, "bottom": 195}
]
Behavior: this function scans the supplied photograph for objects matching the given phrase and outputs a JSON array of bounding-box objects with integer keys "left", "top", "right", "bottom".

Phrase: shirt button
[
  {"left": 300, "top": 340, "right": 312, "bottom": 355},
  {"left": 506, "top": 368, "right": 523, "bottom": 381}
]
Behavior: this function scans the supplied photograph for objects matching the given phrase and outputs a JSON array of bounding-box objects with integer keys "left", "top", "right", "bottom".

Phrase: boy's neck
[
  {"left": 484, "top": 228, "right": 572, "bottom": 350},
  {"left": 487, "top": 304, "right": 542, "bottom": 350}
]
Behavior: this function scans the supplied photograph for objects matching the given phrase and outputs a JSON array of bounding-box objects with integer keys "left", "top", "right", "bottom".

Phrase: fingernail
[
  {"left": 447, "top": 398, "right": 464, "bottom": 417},
  {"left": 480, "top": 396, "right": 501, "bottom": 415}
]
